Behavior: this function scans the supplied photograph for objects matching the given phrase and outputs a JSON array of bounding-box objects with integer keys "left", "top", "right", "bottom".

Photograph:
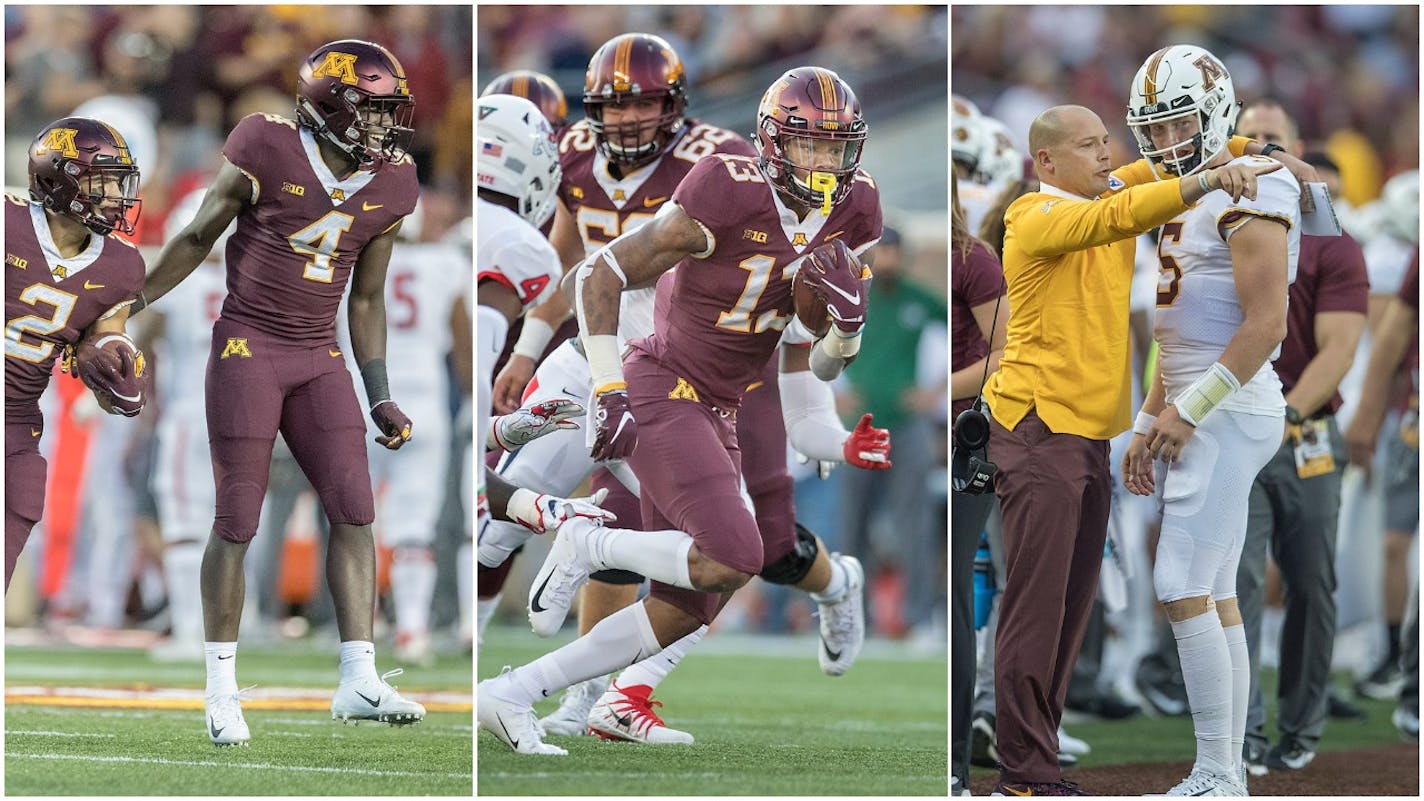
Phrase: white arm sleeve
[{"left": 779, "top": 369, "right": 849, "bottom": 463}]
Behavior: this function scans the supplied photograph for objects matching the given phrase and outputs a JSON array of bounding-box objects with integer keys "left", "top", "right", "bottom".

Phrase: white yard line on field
[
  {"left": 7, "top": 730, "right": 118, "bottom": 738},
  {"left": 6, "top": 752, "right": 472, "bottom": 780}
]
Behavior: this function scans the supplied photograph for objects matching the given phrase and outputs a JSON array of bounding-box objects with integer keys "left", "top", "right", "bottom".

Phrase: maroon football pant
[
  {"left": 5, "top": 417, "right": 47, "bottom": 591},
  {"left": 206, "top": 319, "right": 374, "bottom": 544},
  {"left": 990, "top": 409, "right": 1111, "bottom": 784},
  {"left": 625, "top": 352, "right": 763, "bottom": 624},
  {"left": 737, "top": 355, "right": 796, "bottom": 567}
]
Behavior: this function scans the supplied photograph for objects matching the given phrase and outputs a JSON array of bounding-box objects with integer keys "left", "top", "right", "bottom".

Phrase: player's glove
[
  {"left": 71, "top": 338, "right": 123, "bottom": 392},
  {"left": 488, "top": 397, "right": 584, "bottom": 451},
  {"left": 508, "top": 487, "right": 618, "bottom": 535},
  {"left": 589, "top": 390, "right": 638, "bottom": 462},
  {"left": 844, "top": 413, "right": 892, "bottom": 469},
  {"left": 800, "top": 239, "right": 870, "bottom": 335},
  {"left": 370, "top": 400, "right": 413, "bottom": 450}
]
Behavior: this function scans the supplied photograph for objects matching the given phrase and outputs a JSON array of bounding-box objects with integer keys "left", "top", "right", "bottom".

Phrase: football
[
  {"left": 791, "top": 265, "right": 833, "bottom": 338},
  {"left": 84, "top": 333, "right": 148, "bottom": 417}
]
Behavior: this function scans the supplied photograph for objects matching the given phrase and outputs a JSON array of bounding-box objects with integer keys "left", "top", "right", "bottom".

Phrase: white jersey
[
  {"left": 155, "top": 261, "right": 226, "bottom": 413},
  {"left": 1154, "top": 156, "right": 1301, "bottom": 416},
  {"left": 476, "top": 198, "right": 560, "bottom": 313},
  {"left": 958, "top": 177, "right": 1006, "bottom": 241}
]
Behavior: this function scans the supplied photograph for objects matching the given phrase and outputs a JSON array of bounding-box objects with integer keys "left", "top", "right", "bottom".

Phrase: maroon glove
[
  {"left": 800, "top": 239, "right": 869, "bottom": 335},
  {"left": 74, "top": 338, "right": 123, "bottom": 393},
  {"left": 99, "top": 347, "right": 149, "bottom": 417},
  {"left": 843, "top": 413, "right": 892, "bottom": 469},
  {"left": 590, "top": 390, "right": 638, "bottom": 461},
  {"left": 370, "top": 401, "right": 413, "bottom": 450}
]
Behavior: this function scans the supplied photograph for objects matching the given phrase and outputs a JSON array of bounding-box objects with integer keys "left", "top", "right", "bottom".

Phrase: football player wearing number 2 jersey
[
  {"left": 478, "top": 66, "right": 892, "bottom": 756},
  {"left": 136, "top": 40, "right": 425, "bottom": 747}
]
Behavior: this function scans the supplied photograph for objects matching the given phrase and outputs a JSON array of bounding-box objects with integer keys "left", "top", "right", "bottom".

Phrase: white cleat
[
  {"left": 331, "top": 668, "right": 426, "bottom": 725},
  {"left": 478, "top": 675, "right": 567, "bottom": 755},
  {"left": 527, "top": 518, "right": 599, "bottom": 637},
  {"left": 206, "top": 687, "right": 253, "bottom": 747},
  {"left": 539, "top": 675, "right": 609, "bottom": 736},
  {"left": 1057, "top": 725, "right": 1091, "bottom": 757},
  {"left": 817, "top": 553, "right": 866, "bottom": 676},
  {"left": 394, "top": 630, "right": 435, "bottom": 668},
  {"left": 1154, "top": 766, "right": 1247, "bottom": 796},
  {"left": 587, "top": 682, "right": 694, "bottom": 744}
]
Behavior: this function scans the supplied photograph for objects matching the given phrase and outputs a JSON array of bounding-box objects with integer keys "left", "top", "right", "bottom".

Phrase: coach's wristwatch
[{"left": 1285, "top": 404, "right": 1302, "bottom": 426}]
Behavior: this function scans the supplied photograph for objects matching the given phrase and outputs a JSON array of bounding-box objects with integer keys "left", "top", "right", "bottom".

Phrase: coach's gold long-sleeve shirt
[{"left": 982, "top": 176, "right": 1187, "bottom": 439}]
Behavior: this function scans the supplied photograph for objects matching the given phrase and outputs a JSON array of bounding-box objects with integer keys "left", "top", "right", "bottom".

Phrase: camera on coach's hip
[{"left": 951, "top": 403, "right": 997, "bottom": 495}]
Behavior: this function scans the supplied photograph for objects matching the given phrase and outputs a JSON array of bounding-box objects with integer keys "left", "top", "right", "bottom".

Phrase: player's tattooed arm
[
  {"left": 141, "top": 162, "right": 251, "bottom": 310},
  {"left": 576, "top": 205, "right": 707, "bottom": 336}
]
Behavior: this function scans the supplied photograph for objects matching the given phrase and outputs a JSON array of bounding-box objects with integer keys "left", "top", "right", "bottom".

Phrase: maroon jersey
[
  {"left": 1272, "top": 232, "right": 1370, "bottom": 415},
  {"left": 4, "top": 195, "right": 145, "bottom": 418},
  {"left": 952, "top": 239, "right": 1005, "bottom": 417},
  {"left": 558, "top": 117, "right": 754, "bottom": 254},
  {"left": 220, "top": 113, "right": 419, "bottom": 344},
  {"left": 635, "top": 153, "right": 883, "bottom": 410}
]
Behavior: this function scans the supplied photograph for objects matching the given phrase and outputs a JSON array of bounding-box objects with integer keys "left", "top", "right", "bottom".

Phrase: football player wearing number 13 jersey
[
  {"left": 136, "top": 40, "right": 424, "bottom": 746},
  {"left": 478, "top": 66, "right": 892, "bottom": 756}
]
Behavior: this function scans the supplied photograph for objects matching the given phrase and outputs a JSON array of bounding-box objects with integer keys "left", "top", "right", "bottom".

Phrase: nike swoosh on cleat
[
  {"left": 495, "top": 711, "right": 520, "bottom": 750},
  {"left": 616, "top": 713, "right": 635, "bottom": 729},
  {"left": 819, "top": 280, "right": 860, "bottom": 305},
  {"left": 821, "top": 637, "right": 842, "bottom": 662},
  {"left": 530, "top": 573, "right": 554, "bottom": 613},
  {"left": 355, "top": 690, "right": 382, "bottom": 707},
  {"left": 209, "top": 717, "right": 224, "bottom": 740}
]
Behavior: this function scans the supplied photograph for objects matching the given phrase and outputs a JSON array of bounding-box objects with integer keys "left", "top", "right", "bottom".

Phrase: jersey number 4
[
  {"left": 5, "top": 283, "right": 78, "bottom": 363},
  {"left": 289, "top": 210, "right": 355, "bottom": 283}
]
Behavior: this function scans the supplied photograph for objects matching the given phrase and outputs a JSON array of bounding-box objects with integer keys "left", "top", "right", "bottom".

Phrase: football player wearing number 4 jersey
[
  {"left": 5, "top": 117, "right": 147, "bottom": 593},
  {"left": 133, "top": 40, "right": 425, "bottom": 747},
  {"left": 1118, "top": 45, "right": 1300, "bottom": 796},
  {"left": 478, "top": 66, "right": 892, "bottom": 756}
]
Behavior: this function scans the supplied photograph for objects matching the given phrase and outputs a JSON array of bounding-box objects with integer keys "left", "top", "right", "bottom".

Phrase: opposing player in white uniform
[
  {"left": 951, "top": 95, "right": 1024, "bottom": 237},
  {"left": 337, "top": 203, "right": 465, "bottom": 665},
  {"left": 149, "top": 187, "right": 232, "bottom": 661},
  {"left": 1119, "top": 45, "right": 1298, "bottom": 796}
]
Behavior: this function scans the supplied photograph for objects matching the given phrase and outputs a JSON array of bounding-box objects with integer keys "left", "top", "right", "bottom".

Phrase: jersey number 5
[
  {"left": 289, "top": 211, "right": 355, "bottom": 283},
  {"left": 5, "top": 283, "right": 78, "bottom": 363},
  {"left": 1156, "top": 221, "right": 1185, "bottom": 307}
]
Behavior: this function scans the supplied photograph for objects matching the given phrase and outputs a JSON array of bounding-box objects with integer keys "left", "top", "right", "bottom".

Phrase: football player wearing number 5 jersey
[
  {"left": 1118, "top": 45, "right": 1299, "bottom": 796},
  {"left": 5, "top": 117, "right": 146, "bottom": 593},
  {"left": 136, "top": 40, "right": 424, "bottom": 746},
  {"left": 478, "top": 66, "right": 892, "bottom": 756}
]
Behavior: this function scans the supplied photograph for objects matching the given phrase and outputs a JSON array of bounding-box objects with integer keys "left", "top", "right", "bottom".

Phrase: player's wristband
[
  {"left": 582, "top": 334, "right": 625, "bottom": 395},
  {"left": 1133, "top": 411, "right": 1157, "bottom": 436},
  {"left": 511, "top": 317, "right": 556, "bottom": 360},
  {"left": 506, "top": 487, "right": 543, "bottom": 530},
  {"left": 818, "top": 326, "right": 862, "bottom": 360},
  {"left": 1197, "top": 171, "right": 1212, "bottom": 195},
  {"left": 1173, "top": 361, "right": 1240, "bottom": 427},
  {"left": 360, "top": 358, "right": 392, "bottom": 407}
]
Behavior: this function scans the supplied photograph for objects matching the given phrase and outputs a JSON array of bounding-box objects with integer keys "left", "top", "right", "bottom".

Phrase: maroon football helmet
[
  {"left": 482, "top": 70, "right": 569, "bottom": 128},
  {"left": 755, "top": 67, "right": 868, "bottom": 209},
  {"left": 583, "top": 32, "right": 688, "bottom": 169},
  {"left": 28, "top": 116, "right": 141, "bottom": 236},
  {"left": 297, "top": 39, "right": 415, "bottom": 169}
]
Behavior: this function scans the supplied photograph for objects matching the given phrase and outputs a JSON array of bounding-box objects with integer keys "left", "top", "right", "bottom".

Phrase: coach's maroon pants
[{"left": 990, "top": 409, "right": 1111, "bottom": 784}]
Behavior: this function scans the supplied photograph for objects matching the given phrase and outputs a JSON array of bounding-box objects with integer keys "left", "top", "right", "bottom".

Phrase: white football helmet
[
  {"left": 952, "top": 94, "right": 988, "bottom": 178},
  {"left": 478, "top": 94, "right": 561, "bottom": 229},
  {"left": 977, "top": 116, "right": 1025, "bottom": 188},
  {"left": 1378, "top": 170, "right": 1420, "bottom": 244},
  {"left": 1126, "top": 44, "right": 1239, "bottom": 178}
]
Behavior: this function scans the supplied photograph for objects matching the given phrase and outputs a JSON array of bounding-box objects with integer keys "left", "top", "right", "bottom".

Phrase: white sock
[
  {"left": 164, "top": 542, "right": 204, "bottom": 646},
  {"left": 458, "top": 541, "right": 473, "bottom": 640},
  {"left": 584, "top": 526, "right": 695, "bottom": 589},
  {"left": 500, "top": 602, "right": 663, "bottom": 707},
  {"left": 618, "top": 625, "right": 707, "bottom": 689},
  {"left": 1223, "top": 621, "right": 1249, "bottom": 773},
  {"left": 389, "top": 546, "right": 436, "bottom": 637},
  {"left": 204, "top": 642, "right": 238, "bottom": 697},
  {"left": 1171, "top": 609, "right": 1234, "bottom": 775},
  {"left": 810, "top": 556, "right": 849, "bottom": 603},
  {"left": 477, "top": 593, "right": 501, "bottom": 644},
  {"left": 339, "top": 640, "right": 379, "bottom": 684}
]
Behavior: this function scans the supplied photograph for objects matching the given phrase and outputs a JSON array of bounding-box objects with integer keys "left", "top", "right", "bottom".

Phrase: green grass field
[
  {"left": 5, "top": 640, "right": 473, "bottom": 796},
  {"left": 477, "top": 626, "right": 948, "bottom": 796}
]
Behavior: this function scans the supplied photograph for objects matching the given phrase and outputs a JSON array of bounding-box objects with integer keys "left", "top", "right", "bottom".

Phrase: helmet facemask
[
  {"left": 1126, "top": 45, "right": 1239, "bottom": 180},
  {"left": 586, "top": 94, "right": 682, "bottom": 168},
  {"left": 72, "top": 164, "right": 142, "bottom": 236},
  {"left": 766, "top": 124, "right": 865, "bottom": 212}
]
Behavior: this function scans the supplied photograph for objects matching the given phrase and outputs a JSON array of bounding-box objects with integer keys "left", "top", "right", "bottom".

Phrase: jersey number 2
[
  {"left": 5, "top": 284, "right": 78, "bottom": 363},
  {"left": 289, "top": 211, "right": 355, "bottom": 283}
]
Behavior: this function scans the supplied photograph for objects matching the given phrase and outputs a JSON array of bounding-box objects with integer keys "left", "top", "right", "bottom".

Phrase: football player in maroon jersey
[
  {"left": 5, "top": 117, "right": 148, "bottom": 593},
  {"left": 478, "top": 65, "right": 892, "bottom": 756},
  {"left": 135, "top": 40, "right": 424, "bottom": 746}
]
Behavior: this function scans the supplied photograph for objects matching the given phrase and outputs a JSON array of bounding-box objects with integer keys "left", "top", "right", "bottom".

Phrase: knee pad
[
  {"left": 590, "top": 568, "right": 644, "bottom": 585},
  {"left": 212, "top": 479, "right": 267, "bottom": 543},
  {"left": 1153, "top": 523, "right": 1231, "bottom": 603},
  {"left": 758, "top": 522, "right": 820, "bottom": 585}
]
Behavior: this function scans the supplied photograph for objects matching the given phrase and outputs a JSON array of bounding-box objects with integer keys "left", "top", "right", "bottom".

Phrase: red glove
[
  {"left": 844, "top": 413, "right": 891, "bottom": 469},
  {"left": 800, "top": 239, "right": 869, "bottom": 335},
  {"left": 370, "top": 401, "right": 413, "bottom": 450},
  {"left": 590, "top": 390, "right": 638, "bottom": 461}
]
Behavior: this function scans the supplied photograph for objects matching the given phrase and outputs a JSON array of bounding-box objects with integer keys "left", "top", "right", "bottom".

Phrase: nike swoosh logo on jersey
[
  {"left": 819, "top": 280, "right": 860, "bottom": 306},
  {"left": 362, "top": 202, "right": 384, "bottom": 211},
  {"left": 84, "top": 280, "right": 105, "bottom": 290},
  {"left": 31, "top": 429, "right": 41, "bottom": 438},
  {"left": 329, "top": 349, "right": 342, "bottom": 357},
  {"left": 643, "top": 195, "right": 668, "bottom": 208},
  {"left": 530, "top": 573, "right": 554, "bottom": 613},
  {"left": 355, "top": 690, "right": 382, "bottom": 707}
]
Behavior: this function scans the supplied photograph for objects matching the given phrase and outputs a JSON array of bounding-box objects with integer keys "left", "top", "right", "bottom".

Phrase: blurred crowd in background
[
  {"left": 4, "top": 5, "right": 474, "bottom": 658},
  {"left": 479, "top": 4, "right": 951, "bottom": 645}
]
